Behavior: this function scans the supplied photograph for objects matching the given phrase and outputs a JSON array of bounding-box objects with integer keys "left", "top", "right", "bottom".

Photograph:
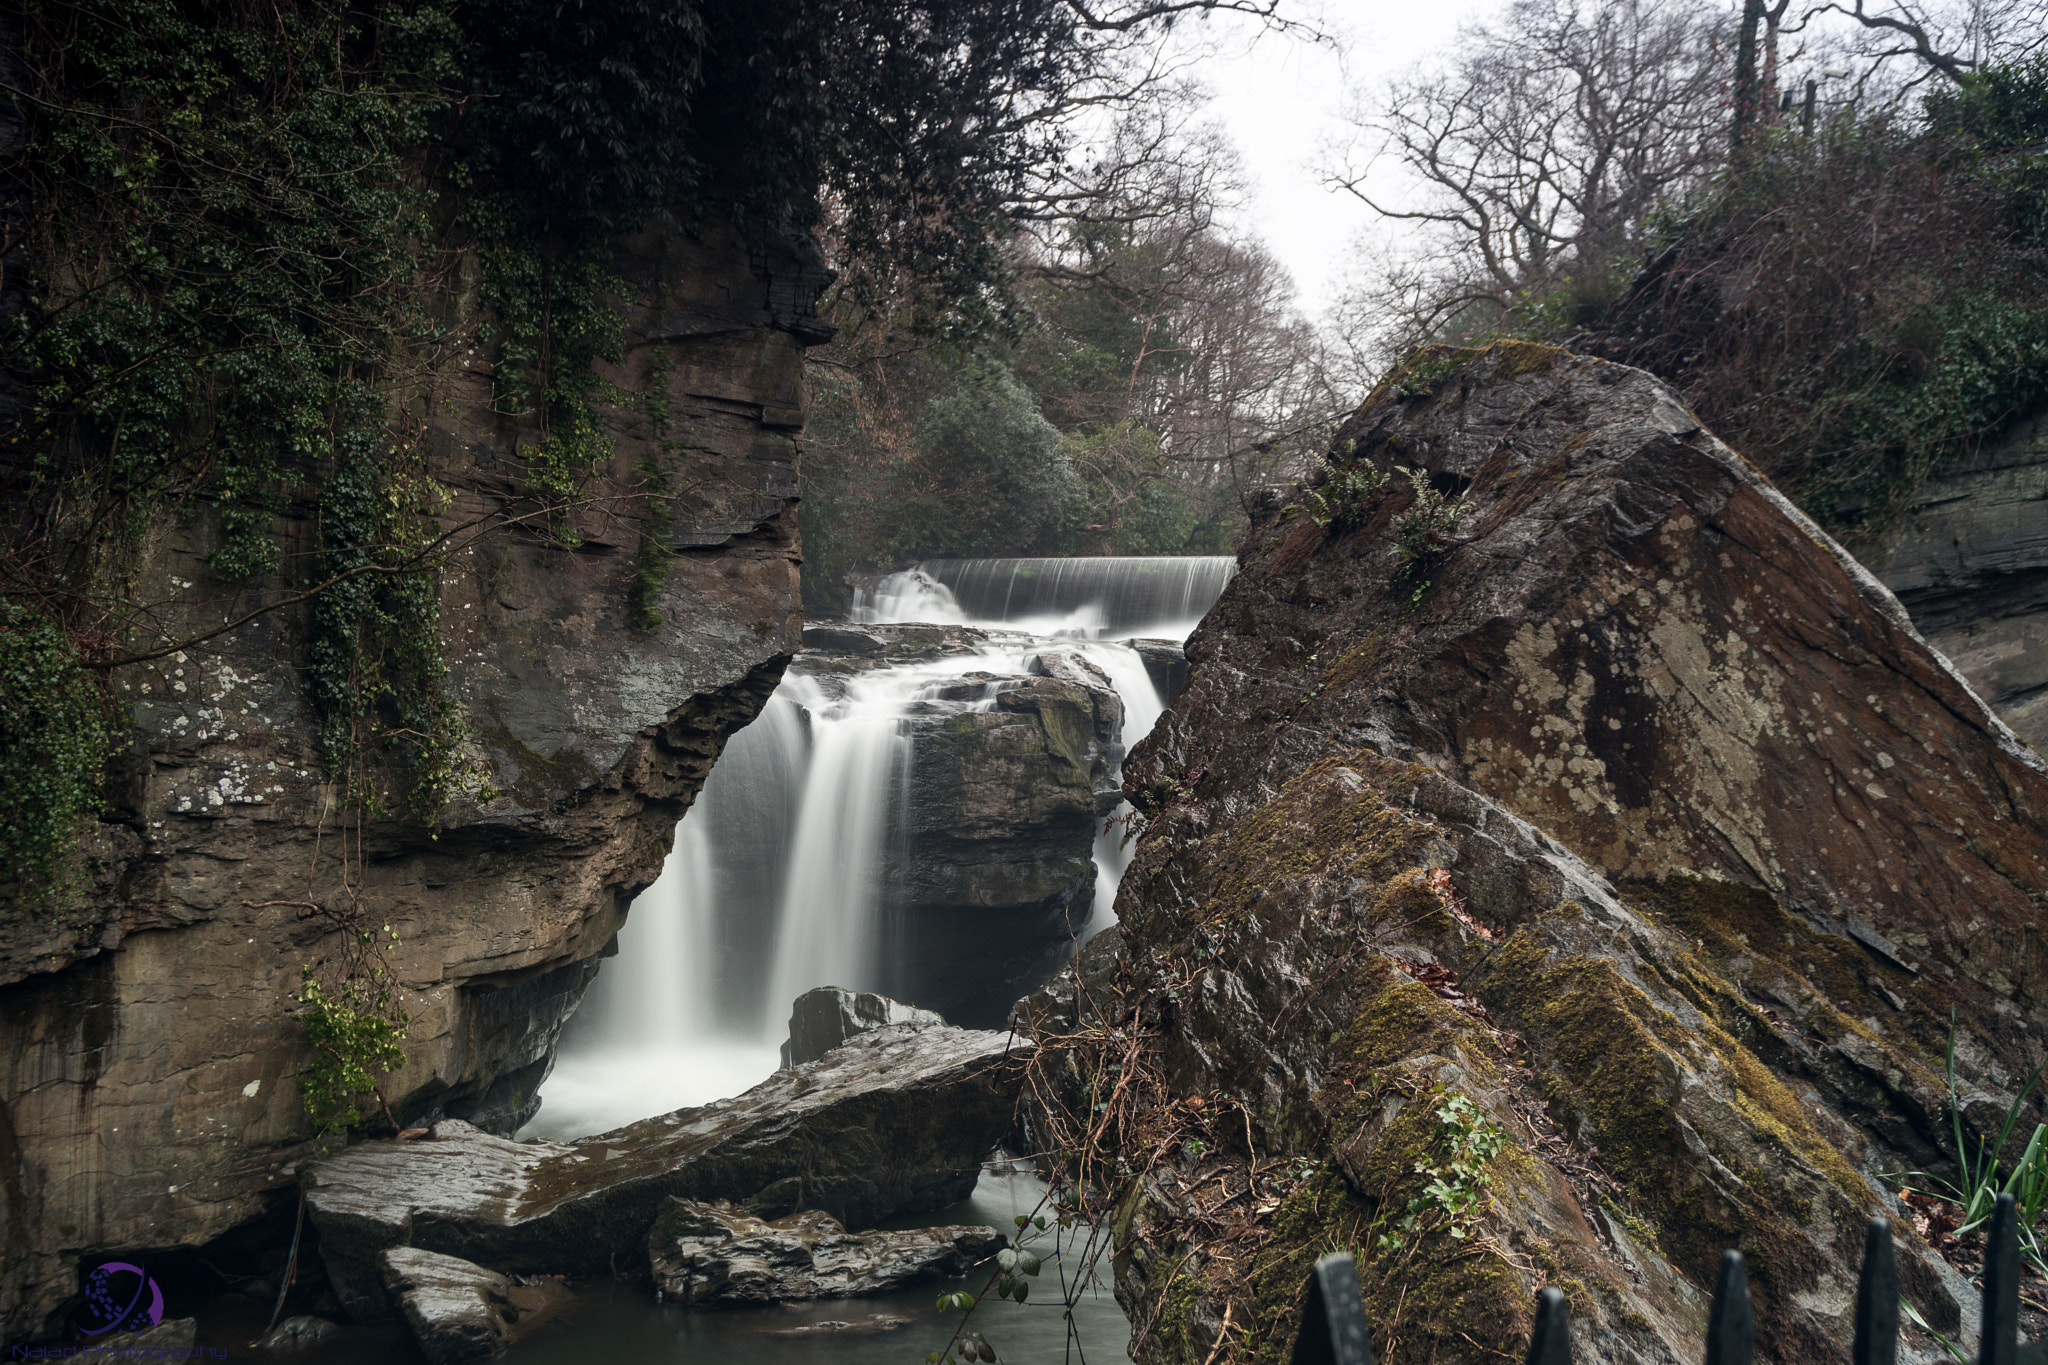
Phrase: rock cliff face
[
  {"left": 0, "top": 220, "right": 828, "bottom": 1338},
  {"left": 1018, "top": 344, "right": 2048, "bottom": 1363},
  {"left": 1862, "top": 410, "right": 2048, "bottom": 752}
]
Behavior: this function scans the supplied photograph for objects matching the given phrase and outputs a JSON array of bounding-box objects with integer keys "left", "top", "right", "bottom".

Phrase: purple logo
[{"left": 76, "top": 1261, "right": 163, "bottom": 1335}]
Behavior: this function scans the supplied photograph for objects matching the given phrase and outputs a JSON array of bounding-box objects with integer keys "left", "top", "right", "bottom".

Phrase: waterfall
[
  {"left": 527, "top": 557, "right": 1235, "bottom": 1140},
  {"left": 856, "top": 555, "right": 1238, "bottom": 640}
]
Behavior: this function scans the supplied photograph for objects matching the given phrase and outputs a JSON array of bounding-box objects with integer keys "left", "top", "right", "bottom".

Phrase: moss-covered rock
[{"left": 1015, "top": 344, "right": 2048, "bottom": 1361}]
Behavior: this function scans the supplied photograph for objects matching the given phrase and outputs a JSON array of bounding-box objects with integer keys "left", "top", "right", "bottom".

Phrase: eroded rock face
[
  {"left": 646, "top": 1199, "right": 1003, "bottom": 1305},
  {"left": 305, "top": 1024, "right": 1026, "bottom": 1319},
  {"left": 796, "top": 624, "right": 1123, "bottom": 1024},
  {"left": 781, "top": 987, "right": 946, "bottom": 1068},
  {"left": 0, "top": 220, "right": 826, "bottom": 1337},
  {"left": 1019, "top": 344, "right": 2048, "bottom": 1363}
]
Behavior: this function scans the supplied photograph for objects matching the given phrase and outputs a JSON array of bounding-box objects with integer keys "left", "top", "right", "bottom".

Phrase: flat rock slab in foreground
[
  {"left": 305, "top": 1022, "right": 1025, "bottom": 1319},
  {"left": 647, "top": 1198, "right": 1003, "bottom": 1304},
  {"left": 1035, "top": 343, "right": 2048, "bottom": 1363}
]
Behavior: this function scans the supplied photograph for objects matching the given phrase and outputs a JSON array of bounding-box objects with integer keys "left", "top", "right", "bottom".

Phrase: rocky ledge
[
  {"left": 304, "top": 1021, "right": 1027, "bottom": 1321},
  {"left": 647, "top": 1199, "right": 1002, "bottom": 1305},
  {"left": 1018, "top": 342, "right": 2048, "bottom": 1363}
]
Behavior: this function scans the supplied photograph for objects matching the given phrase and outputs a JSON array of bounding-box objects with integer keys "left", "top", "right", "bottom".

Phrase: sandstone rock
[
  {"left": 645, "top": 1197, "right": 1002, "bottom": 1304},
  {"left": 0, "top": 218, "right": 827, "bottom": 1338},
  {"left": 802, "top": 625, "right": 888, "bottom": 654},
  {"left": 763, "top": 1313, "right": 915, "bottom": 1336},
  {"left": 1020, "top": 343, "right": 2048, "bottom": 1363},
  {"left": 379, "top": 1247, "right": 517, "bottom": 1364},
  {"left": 305, "top": 1025, "right": 1026, "bottom": 1320},
  {"left": 125, "top": 1317, "right": 197, "bottom": 1349},
  {"left": 780, "top": 987, "right": 945, "bottom": 1068}
]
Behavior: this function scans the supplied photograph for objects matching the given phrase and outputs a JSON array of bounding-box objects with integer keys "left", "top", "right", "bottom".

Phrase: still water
[{"left": 501, "top": 1168, "right": 1131, "bottom": 1365}]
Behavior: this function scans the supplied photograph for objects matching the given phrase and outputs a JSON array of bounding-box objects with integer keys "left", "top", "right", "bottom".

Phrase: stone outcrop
[
  {"left": 1017, "top": 343, "right": 2048, "bottom": 1363},
  {"left": 378, "top": 1248, "right": 522, "bottom": 1365},
  {"left": 0, "top": 219, "right": 828, "bottom": 1338},
  {"left": 780, "top": 986, "right": 945, "bottom": 1068},
  {"left": 304, "top": 1022, "right": 1027, "bottom": 1319},
  {"left": 1861, "top": 409, "right": 2048, "bottom": 751},
  {"left": 646, "top": 1199, "right": 1003, "bottom": 1304},
  {"left": 797, "top": 624, "right": 1124, "bottom": 1025}
]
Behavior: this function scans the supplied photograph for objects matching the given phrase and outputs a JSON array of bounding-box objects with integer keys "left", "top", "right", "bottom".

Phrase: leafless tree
[{"left": 1325, "top": 0, "right": 1728, "bottom": 348}]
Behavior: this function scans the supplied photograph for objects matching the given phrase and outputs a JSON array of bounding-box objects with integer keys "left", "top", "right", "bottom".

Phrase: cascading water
[{"left": 528, "top": 556, "right": 1235, "bottom": 1142}]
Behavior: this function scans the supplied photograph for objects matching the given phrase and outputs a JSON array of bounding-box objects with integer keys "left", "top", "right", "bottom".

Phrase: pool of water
[
  {"left": 501, "top": 1167, "right": 1131, "bottom": 1365},
  {"left": 211, "top": 1168, "right": 1130, "bottom": 1365}
]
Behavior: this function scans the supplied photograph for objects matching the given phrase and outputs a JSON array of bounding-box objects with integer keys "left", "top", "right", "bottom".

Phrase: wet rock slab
[
  {"left": 646, "top": 1198, "right": 1002, "bottom": 1304},
  {"left": 379, "top": 1248, "right": 519, "bottom": 1364},
  {"left": 304, "top": 1022, "right": 1026, "bottom": 1319}
]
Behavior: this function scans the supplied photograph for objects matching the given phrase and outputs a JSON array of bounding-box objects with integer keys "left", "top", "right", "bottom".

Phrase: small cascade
[
  {"left": 856, "top": 555, "right": 1238, "bottom": 639},
  {"left": 529, "top": 556, "right": 1235, "bottom": 1140}
]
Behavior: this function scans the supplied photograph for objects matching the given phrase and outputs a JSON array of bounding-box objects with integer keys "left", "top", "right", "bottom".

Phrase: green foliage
[
  {"left": 1389, "top": 466, "right": 1470, "bottom": 561},
  {"left": 1375, "top": 1094, "right": 1507, "bottom": 1250},
  {"left": 1894, "top": 1014, "right": 2048, "bottom": 1278},
  {"left": 928, "top": 1212, "right": 1052, "bottom": 1364},
  {"left": 293, "top": 924, "right": 409, "bottom": 1135},
  {"left": 1560, "top": 75, "right": 2048, "bottom": 539},
  {"left": 1306, "top": 449, "right": 1389, "bottom": 529},
  {"left": 0, "top": 605, "right": 118, "bottom": 890},
  {"left": 305, "top": 422, "right": 492, "bottom": 822},
  {"left": 915, "top": 364, "right": 1077, "bottom": 555}
]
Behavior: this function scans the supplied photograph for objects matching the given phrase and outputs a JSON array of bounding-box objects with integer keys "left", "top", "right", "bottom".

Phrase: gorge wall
[
  {"left": 0, "top": 220, "right": 829, "bottom": 1338},
  {"left": 1865, "top": 409, "right": 2048, "bottom": 753},
  {"left": 1018, "top": 343, "right": 2048, "bottom": 1363}
]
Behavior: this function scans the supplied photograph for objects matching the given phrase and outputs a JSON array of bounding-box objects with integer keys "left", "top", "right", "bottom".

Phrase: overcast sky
[{"left": 1177, "top": 0, "right": 1501, "bottom": 314}]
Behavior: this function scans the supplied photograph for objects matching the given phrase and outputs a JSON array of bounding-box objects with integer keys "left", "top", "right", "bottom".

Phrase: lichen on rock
[{"left": 1015, "top": 343, "right": 2048, "bottom": 1362}]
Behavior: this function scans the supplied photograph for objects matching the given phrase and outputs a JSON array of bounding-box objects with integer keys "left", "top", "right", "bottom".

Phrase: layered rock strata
[
  {"left": 646, "top": 1199, "right": 1003, "bottom": 1305},
  {"left": 0, "top": 220, "right": 827, "bottom": 1338},
  {"left": 303, "top": 1022, "right": 1027, "bottom": 1320},
  {"left": 1018, "top": 343, "right": 2048, "bottom": 1363},
  {"left": 1862, "top": 409, "right": 2048, "bottom": 751}
]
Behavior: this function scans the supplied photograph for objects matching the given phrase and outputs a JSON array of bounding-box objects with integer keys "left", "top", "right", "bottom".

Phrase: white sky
[{"left": 1176, "top": 0, "right": 1505, "bottom": 312}]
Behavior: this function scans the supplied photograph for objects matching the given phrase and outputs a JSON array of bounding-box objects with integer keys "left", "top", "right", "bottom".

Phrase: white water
[{"left": 526, "top": 557, "right": 1234, "bottom": 1141}]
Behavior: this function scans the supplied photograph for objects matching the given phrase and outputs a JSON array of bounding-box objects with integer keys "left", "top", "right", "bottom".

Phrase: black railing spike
[
  {"left": 1705, "top": 1249, "right": 1755, "bottom": 1365},
  {"left": 1852, "top": 1216, "right": 1898, "bottom": 1365},
  {"left": 1984, "top": 1192, "right": 2022, "bottom": 1365},
  {"left": 1527, "top": 1286, "right": 1572, "bottom": 1365},
  {"left": 1290, "top": 1252, "right": 1374, "bottom": 1365}
]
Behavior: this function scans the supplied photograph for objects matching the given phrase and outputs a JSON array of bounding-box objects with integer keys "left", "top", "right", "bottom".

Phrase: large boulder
[
  {"left": 781, "top": 987, "right": 945, "bottom": 1068},
  {"left": 1018, "top": 343, "right": 2048, "bottom": 1363},
  {"left": 645, "top": 1198, "right": 1002, "bottom": 1304},
  {"left": 304, "top": 1022, "right": 1026, "bottom": 1319},
  {"left": 378, "top": 1248, "right": 520, "bottom": 1365},
  {"left": 1862, "top": 406, "right": 2048, "bottom": 752}
]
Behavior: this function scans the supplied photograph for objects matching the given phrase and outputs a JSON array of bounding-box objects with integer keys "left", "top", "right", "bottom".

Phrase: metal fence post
[
  {"left": 1985, "top": 1192, "right": 2021, "bottom": 1365},
  {"left": 1290, "top": 1252, "right": 1374, "bottom": 1365},
  {"left": 1852, "top": 1216, "right": 1898, "bottom": 1365},
  {"left": 1705, "top": 1249, "right": 1754, "bottom": 1365},
  {"left": 1526, "top": 1285, "right": 1572, "bottom": 1365}
]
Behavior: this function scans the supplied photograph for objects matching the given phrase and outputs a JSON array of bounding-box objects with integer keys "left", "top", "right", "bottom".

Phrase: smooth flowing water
[{"left": 532, "top": 556, "right": 1234, "bottom": 1142}]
